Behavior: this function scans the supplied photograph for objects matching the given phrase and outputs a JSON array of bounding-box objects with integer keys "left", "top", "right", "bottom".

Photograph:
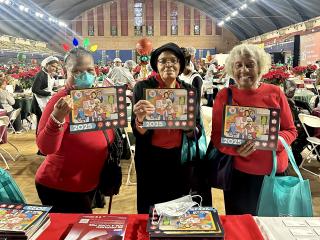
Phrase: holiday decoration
[{"left": 136, "top": 38, "right": 153, "bottom": 55}]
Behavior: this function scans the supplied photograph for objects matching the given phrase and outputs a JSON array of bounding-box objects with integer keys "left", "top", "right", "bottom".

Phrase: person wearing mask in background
[
  {"left": 31, "top": 56, "right": 59, "bottom": 155},
  {"left": 107, "top": 59, "right": 136, "bottom": 89},
  {"left": 35, "top": 47, "right": 115, "bottom": 213}
]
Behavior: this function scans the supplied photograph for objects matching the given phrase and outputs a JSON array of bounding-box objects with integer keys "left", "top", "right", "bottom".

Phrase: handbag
[
  {"left": 98, "top": 129, "right": 123, "bottom": 197},
  {"left": 257, "top": 136, "right": 313, "bottom": 217},
  {"left": 204, "top": 87, "right": 234, "bottom": 191},
  {"left": 0, "top": 168, "right": 26, "bottom": 204}
]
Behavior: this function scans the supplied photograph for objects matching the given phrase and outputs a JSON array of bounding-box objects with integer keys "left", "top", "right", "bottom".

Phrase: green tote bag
[
  {"left": 257, "top": 136, "right": 313, "bottom": 217},
  {"left": 0, "top": 168, "right": 26, "bottom": 204}
]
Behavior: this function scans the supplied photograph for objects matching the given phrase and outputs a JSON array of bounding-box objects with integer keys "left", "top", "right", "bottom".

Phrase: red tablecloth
[
  {"left": 37, "top": 213, "right": 264, "bottom": 240},
  {"left": 0, "top": 110, "right": 8, "bottom": 143}
]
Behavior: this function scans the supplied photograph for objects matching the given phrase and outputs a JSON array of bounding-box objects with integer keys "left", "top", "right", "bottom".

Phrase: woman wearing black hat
[{"left": 131, "top": 43, "right": 205, "bottom": 213}]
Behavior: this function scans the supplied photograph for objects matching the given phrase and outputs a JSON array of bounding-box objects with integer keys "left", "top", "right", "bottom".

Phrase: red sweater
[
  {"left": 211, "top": 83, "right": 297, "bottom": 175},
  {"left": 35, "top": 89, "right": 115, "bottom": 192}
]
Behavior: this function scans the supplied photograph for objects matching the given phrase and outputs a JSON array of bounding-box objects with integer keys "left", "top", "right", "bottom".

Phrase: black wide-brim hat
[{"left": 150, "top": 42, "right": 186, "bottom": 74}]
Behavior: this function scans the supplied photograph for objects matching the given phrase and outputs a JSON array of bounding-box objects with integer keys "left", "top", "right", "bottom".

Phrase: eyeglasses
[{"left": 157, "top": 58, "right": 179, "bottom": 65}]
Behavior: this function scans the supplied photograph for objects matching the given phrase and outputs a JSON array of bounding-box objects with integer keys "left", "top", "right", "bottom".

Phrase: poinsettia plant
[
  {"left": 10, "top": 67, "right": 40, "bottom": 89},
  {"left": 262, "top": 69, "right": 290, "bottom": 85},
  {"left": 292, "top": 66, "right": 307, "bottom": 76},
  {"left": 307, "top": 64, "right": 317, "bottom": 73},
  {"left": 270, "top": 65, "right": 288, "bottom": 72}
]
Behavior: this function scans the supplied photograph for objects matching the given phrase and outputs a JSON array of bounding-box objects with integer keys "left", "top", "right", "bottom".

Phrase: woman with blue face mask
[{"left": 34, "top": 47, "right": 115, "bottom": 213}]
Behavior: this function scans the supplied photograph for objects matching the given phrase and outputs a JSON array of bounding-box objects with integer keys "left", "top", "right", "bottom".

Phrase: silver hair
[
  {"left": 225, "top": 44, "right": 271, "bottom": 79},
  {"left": 64, "top": 47, "right": 93, "bottom": 72}
]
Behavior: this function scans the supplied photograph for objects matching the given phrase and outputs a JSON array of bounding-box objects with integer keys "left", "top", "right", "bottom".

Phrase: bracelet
[{"left": 50, "top": 113, "right": 65, "bottom": 127}]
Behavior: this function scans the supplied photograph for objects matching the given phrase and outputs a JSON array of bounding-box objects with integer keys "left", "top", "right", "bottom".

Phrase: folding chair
[
  {"left": 0, "top": 116, "right": 21, "bottom": 169},
  {"left": 298, "top": 113, "right": 320, "bottom": 177},
  {"left": 8, "top": 108, "right": 21, "bottom": 133}
]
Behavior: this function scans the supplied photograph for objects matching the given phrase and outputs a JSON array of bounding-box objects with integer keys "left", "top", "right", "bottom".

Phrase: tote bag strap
[
  {"left": 227, "top": 87, "right": 232, "bottom": 105},
  {"left": 271, "top": 136, "right": 303, "bottom": 181}
]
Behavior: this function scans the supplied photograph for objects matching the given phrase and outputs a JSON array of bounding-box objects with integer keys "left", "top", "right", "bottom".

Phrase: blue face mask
[{"left": 74, "top": 71, "right": 95, "bottom": 88}]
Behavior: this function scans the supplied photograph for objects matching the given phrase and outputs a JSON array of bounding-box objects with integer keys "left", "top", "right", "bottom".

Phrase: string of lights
[
  {"left": 218, "top": 0, "right": 257, "bottom": 26},
  {"left": 0, "top": 0, "right": 67, "bottom": 27}
]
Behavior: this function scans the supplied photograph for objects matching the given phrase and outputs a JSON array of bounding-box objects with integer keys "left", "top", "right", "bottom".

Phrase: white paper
[
  {"left": 306, "top": 220, "right": 320, "bottom": 227},
  {"left": 290, "top": 228, "right": 316, "bottom": 236},
  {"left": 283, "top": 220, "right": 308, "bottom": 227}
]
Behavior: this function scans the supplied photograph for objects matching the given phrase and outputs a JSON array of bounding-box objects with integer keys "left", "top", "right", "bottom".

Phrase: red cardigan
[
  {"left": 35, "top": 89, "right": 115, "bottom": 192},
  {"left": 211, "top": 83, "right": 297, "bottom": 175}
]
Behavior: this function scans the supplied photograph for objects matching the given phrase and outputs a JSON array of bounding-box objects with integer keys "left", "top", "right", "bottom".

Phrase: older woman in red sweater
[
  {"left": 35, "top": 47, "right": 114, "bottom": 213},
  {"left": 211, "top": 44, "right": 297, "bottom": 215}
]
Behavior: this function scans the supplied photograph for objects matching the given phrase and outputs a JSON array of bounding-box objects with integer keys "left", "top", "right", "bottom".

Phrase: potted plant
[
  {"left": 292, "top": 66, "right": 307, "bottom": 80},
  {"left": 262, "top": 69, "right": 290, "bottom": 87}
]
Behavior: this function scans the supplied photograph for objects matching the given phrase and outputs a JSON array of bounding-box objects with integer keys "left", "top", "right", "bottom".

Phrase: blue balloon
[{"left": 73, "top": 38, "right": 79, "bottom": 47}]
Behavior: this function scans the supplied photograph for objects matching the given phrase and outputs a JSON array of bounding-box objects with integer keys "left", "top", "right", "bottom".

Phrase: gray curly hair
[
  {"left": 225, "top": 44, "right": 271, "bottom": 80},
  {"left": 64, "top": 47, "right": 94, "bottom": 72}
]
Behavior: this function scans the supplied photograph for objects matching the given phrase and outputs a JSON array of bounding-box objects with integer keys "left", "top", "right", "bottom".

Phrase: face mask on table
[
  {"left": 152, "top": 195, "right": 202, "bottom": 225},
  {"left": 74, "top": 71, "right": 95, "bottom": 88}
]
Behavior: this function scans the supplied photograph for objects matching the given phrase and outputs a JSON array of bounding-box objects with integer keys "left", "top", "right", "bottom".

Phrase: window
[
  {"left": 87, "top": 10, "right": 94, "bottom": 36},
  {"left": 216, "top": 22, "right": 222, "bottom": 35},
  {"left": 184, "top": 6, "right": 190, "bottom": 35},
  {"left": 97, "top": 6, "right": 104, "bottom": 36},
  {"left": 206, "top": 16, "right": 212, "bottom": 35},
  {"left": 160, "top": 0, "right": 167, "bottom": 36},
  {"left": 76, "top": 16, "right": 82, "bottom": 36},
  {"left": 194, "top": 9, "right": 200, "bottom": 35},
  {"left": 146, "top": 25, "right": 153, "bottom": 36},
  {"left": 134, "top": 1, "right": 144, "bottom": 36},
  {"left": 110, "top": 1, "right": 117, "bottom": 36},
  {"left": 145, "top": 0, "right": 154, "bottom": 36},
  {"left": 170, "top": 2, "right": 178, "bottom": 35},
  {"left": 120, "top": 0, "right": 128, "bottom": 36}
]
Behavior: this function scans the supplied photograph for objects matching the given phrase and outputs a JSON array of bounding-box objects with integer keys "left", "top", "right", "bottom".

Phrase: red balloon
[
  {"left": 136, "top": 38, "right": 153, "bottom": 55},
  {"left": 62, "top": 43, "right": 70, "bottom": 52}
]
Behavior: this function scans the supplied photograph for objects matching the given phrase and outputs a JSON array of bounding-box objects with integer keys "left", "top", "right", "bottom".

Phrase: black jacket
[
  {"left": 31, "top": 70, "right": 51, "bottom": 114},
  {"left": 32, "top": 70, "right": 51, "bottom": 97},
  {"left": 131, "top": 76, "right": 202, "bottom": 170}
]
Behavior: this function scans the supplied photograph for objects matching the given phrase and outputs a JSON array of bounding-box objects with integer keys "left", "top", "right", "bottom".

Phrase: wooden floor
[{"left": 1, "top": 131, "right": 319, "bottom": 216}]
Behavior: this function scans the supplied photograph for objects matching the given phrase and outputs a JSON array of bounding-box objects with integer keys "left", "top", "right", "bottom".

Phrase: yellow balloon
[{"left": 90, "top": 44, "right": 98, "bottom": 52}]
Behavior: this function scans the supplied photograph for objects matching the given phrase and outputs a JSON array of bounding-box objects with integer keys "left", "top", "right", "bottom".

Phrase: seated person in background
[{"left": 0, "top": 76, "right": 22, "bottom": 133}]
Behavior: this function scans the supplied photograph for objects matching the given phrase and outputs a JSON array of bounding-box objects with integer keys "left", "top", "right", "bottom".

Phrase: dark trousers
[
  {"left": 135, "top": 146, "right": 190, "bottom": 214},
  {"left": 33, "top": 104, "right": 42, "bottom": 134},
  {"left": 35, "top": 182, "right": 95, "bottom": 213},
  {"left": 224, "top": 168, "right": 287, "bottom": 215},
  {"left": 8, "top": 110, "right": 22, "bottom": 131}
]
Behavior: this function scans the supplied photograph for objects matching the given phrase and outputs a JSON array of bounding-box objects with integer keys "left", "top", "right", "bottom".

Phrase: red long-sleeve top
[
  {"left": 35, "top": 89, "right": 115, "bottom": 192},
  {"left": 211, "top": 83, "right": 297, "bottom": 175}
]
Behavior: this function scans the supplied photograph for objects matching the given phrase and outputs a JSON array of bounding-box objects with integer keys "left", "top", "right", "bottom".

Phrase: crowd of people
[{"left": 1, "top": 42, "right": 319, "bottom": 216}]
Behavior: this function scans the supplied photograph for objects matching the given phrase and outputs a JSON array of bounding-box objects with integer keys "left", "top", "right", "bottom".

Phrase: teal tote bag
[
  {"left": 0, "top": 168, "right": 26, "bottom": 204},
  {"left": 257, "top": 137, "right": 313, "bottom": 217}
]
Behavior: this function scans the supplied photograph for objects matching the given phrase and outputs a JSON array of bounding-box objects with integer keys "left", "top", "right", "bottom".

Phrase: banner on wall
[{"left": 300, "top": 31, "right": 320, "bottom": 65}]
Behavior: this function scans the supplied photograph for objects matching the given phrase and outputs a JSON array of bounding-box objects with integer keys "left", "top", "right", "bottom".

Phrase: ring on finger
[{"left": 139, "top": 109, "right": 143, "bottom": 113}]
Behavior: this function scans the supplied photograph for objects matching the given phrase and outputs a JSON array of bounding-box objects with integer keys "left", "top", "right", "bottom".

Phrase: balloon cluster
[
  {"left": 62, "top": 37, "right": 98, "bottom": 53},
  {"left": 136, "top": 38, "right": 153, "bottom": 65}
]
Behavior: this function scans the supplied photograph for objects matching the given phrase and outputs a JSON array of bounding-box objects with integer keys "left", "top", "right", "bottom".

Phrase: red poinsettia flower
[
  {"left": 292, "top": 66, "right": 307, "bottom": 76},
  {"left": 262, "top": 69, "right": 290, "bottom": 85}
]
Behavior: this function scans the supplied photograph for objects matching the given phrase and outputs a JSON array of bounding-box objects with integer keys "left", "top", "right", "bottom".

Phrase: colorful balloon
[
  {"left": 72, "top": 38, "right": 79, "bottom": 47},
  {"left": 136, "top": 38, "right": 153, "bottom": 55},
  {"left": 62, "top": 43, "right": 70, "bottom": 51},
  {"left": 83, "top": 38, "right": 90, "bottom": 48},
  {"left": 90, "top": 44, "right": 98, "bottom": 52}
]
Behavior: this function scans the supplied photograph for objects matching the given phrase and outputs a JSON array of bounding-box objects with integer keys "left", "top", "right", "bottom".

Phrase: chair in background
[
  {"left": 8, "top": 108, "right": 21, "bottom": 133},
  {"left": 298, "top": 113, "right": 320, "bottom": 177},
  {"left": 0, "top": 116, "right": 21, "bottom": 169}
]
